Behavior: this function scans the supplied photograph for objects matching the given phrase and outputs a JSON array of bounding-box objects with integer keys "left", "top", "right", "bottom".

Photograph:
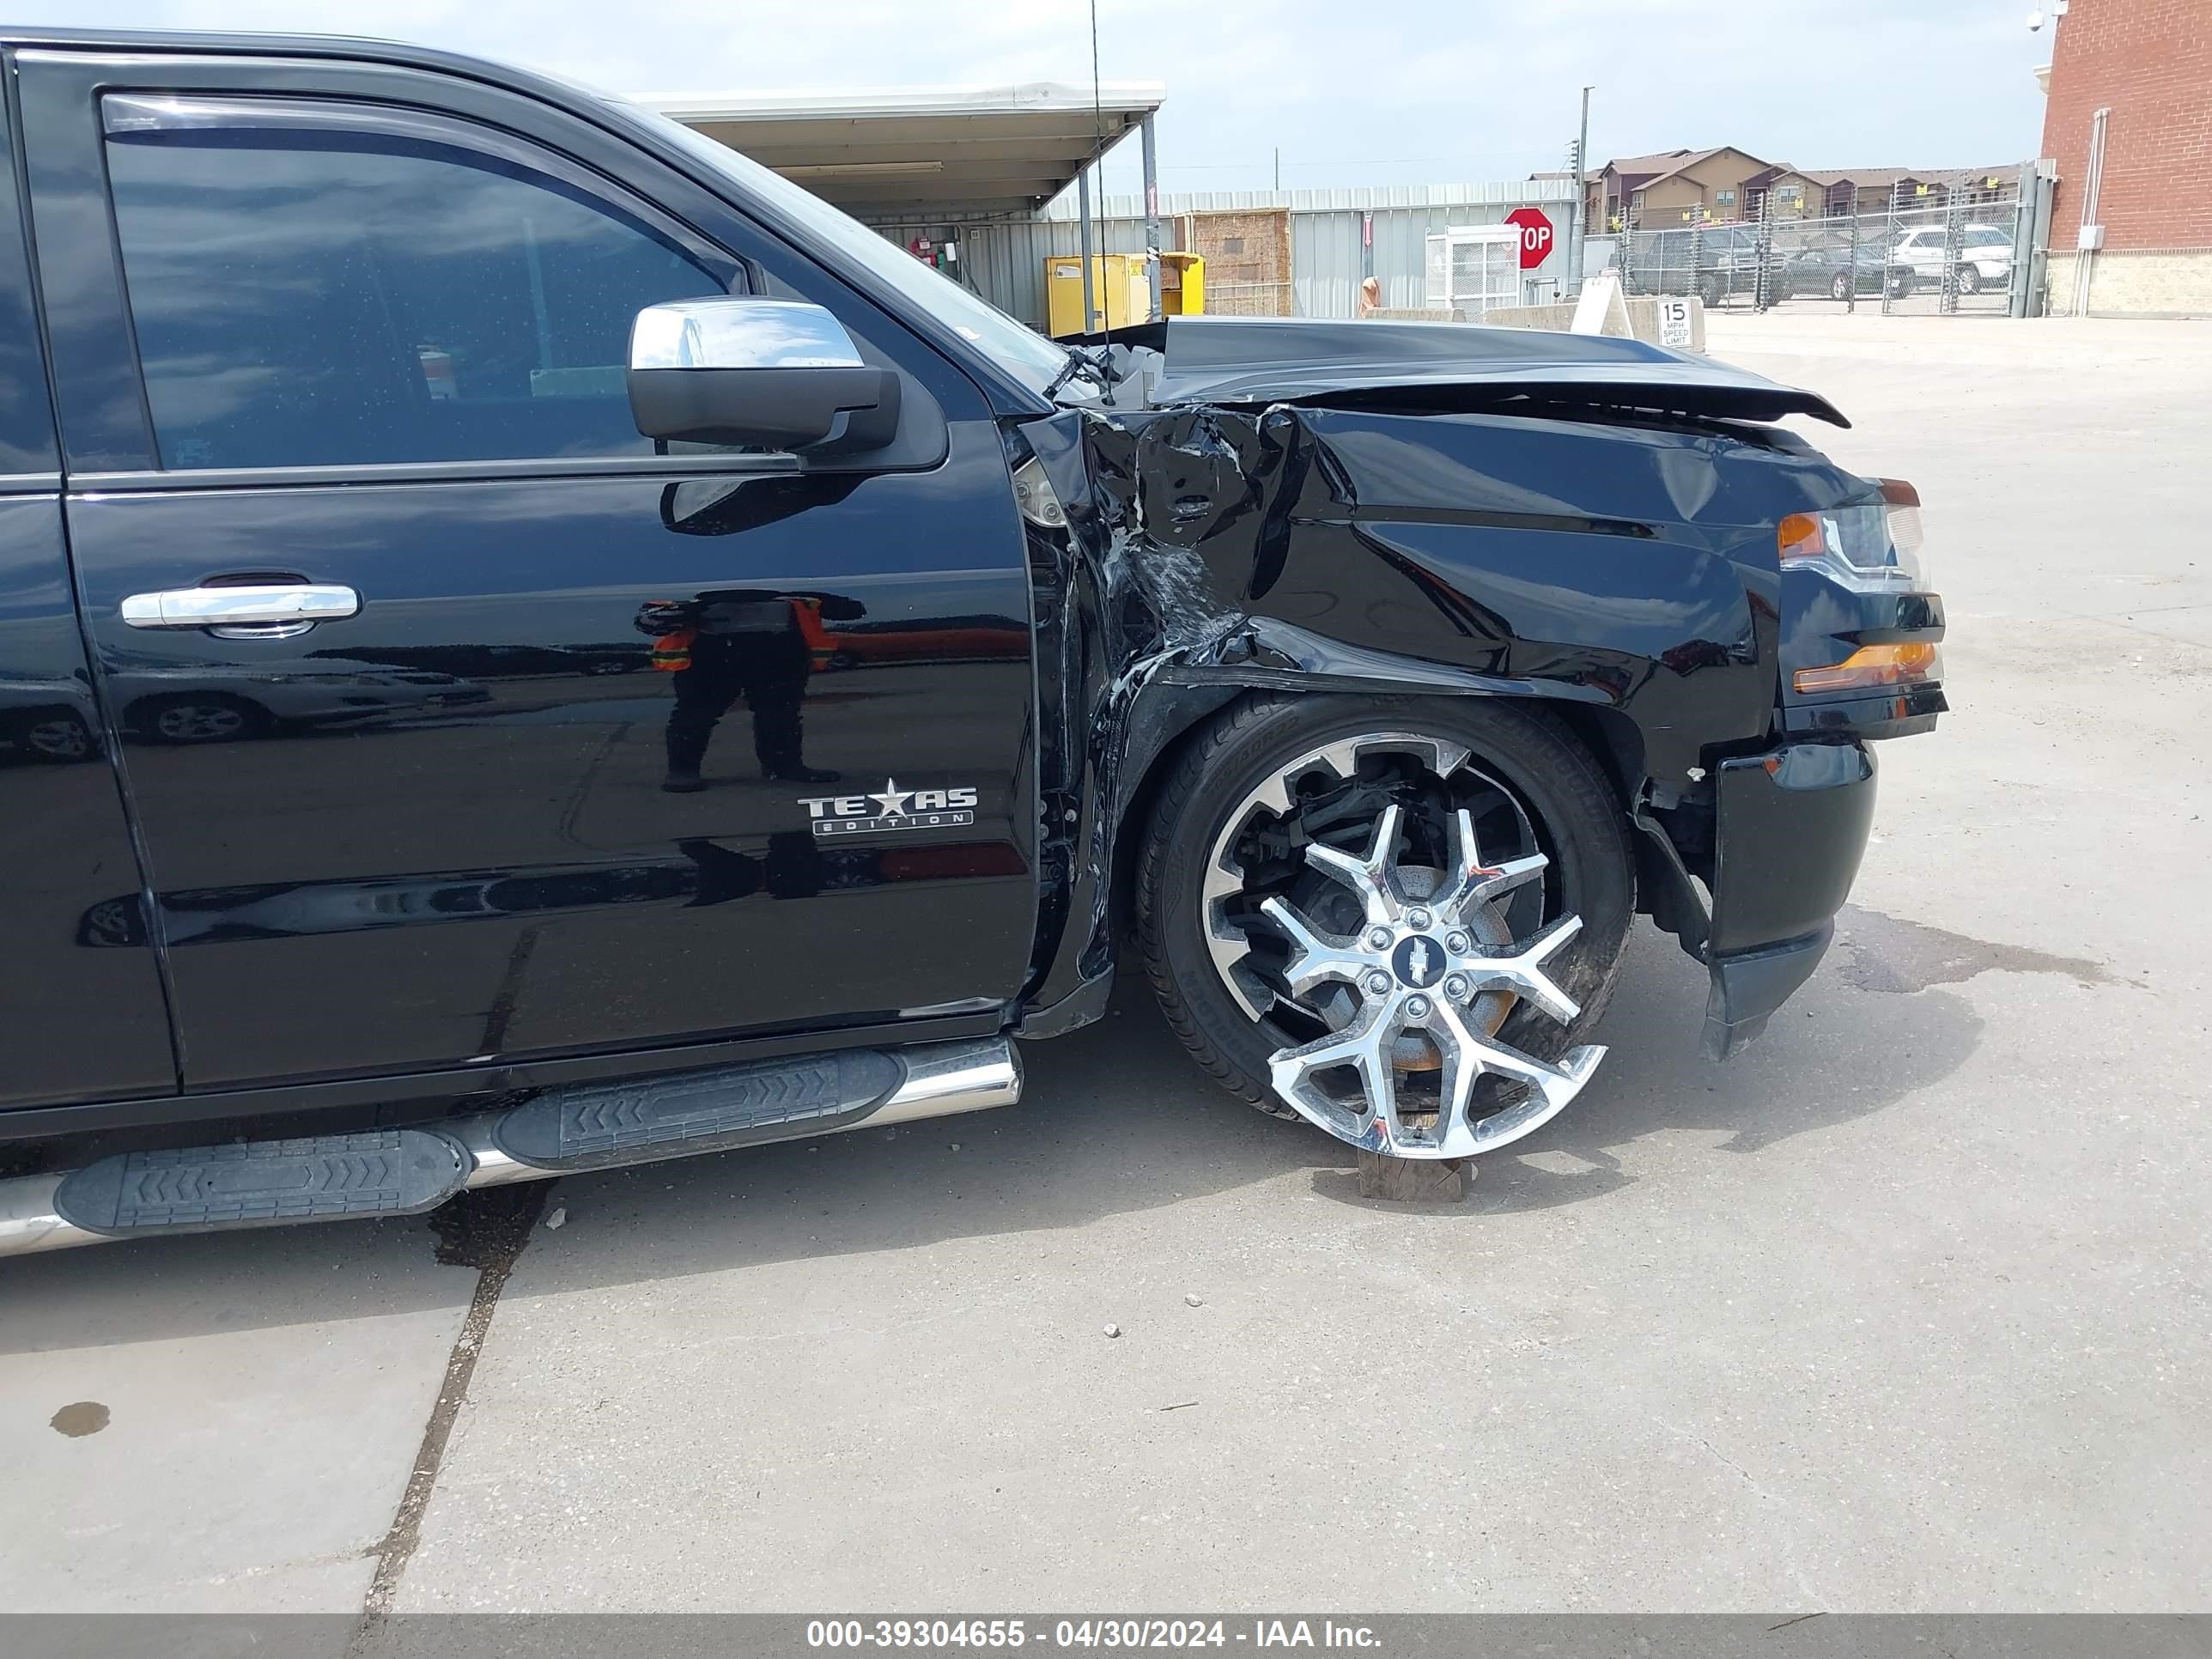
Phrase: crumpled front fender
[{"left": 1012, "top": 398, "right": 1870, "bottom": 1051}]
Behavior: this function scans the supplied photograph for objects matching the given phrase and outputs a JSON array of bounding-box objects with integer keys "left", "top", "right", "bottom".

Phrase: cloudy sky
[{"left": 18, "top": 2, "right": 2054, "bottom": 200}]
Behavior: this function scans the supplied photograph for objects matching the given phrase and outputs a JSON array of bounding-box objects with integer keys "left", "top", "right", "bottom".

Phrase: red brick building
[{"left": 2039, "top": 0, "right": 2212, "bottom": 316}]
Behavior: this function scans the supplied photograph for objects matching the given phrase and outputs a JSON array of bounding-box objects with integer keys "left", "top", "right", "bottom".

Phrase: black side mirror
[{"left": 629, "top": 299, "right": 902, "bottom": 452}]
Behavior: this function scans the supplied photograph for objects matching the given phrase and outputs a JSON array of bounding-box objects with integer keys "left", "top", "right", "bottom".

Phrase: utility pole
[
  {"left": 1571, "top": 84, "right": 1593, "bottom": 295},
  {"left": 1273, "top": 146, "right": 1280, "bottom": 191},
  {"left": 1077, "top": 164, "right": 1098, "bottom": 332}
]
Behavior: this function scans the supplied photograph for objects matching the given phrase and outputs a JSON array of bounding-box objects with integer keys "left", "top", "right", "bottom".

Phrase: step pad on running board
[
  {"left": 490, "top": 1049, "right": 903, "bottom": 1174},
  {"left": 52, "top": 1129, "right": 470, "bottom": 1237}
]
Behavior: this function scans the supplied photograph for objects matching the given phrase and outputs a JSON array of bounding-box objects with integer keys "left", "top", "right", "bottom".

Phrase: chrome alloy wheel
[{"left": 1202, "top": 732, "right": 1605, "bottom": 1159}]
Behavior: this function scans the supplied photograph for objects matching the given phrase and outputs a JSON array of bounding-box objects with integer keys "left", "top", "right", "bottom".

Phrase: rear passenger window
[{"left": 104, "top": 109, "right": 730, "bottom": 470}]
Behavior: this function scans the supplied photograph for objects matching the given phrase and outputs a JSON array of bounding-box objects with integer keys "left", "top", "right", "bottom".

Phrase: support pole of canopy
[{"left": 1141, "top": 112, "right": 1163, "bottom": 322}]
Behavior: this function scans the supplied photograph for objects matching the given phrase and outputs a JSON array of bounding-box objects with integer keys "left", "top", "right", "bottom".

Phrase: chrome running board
[{"left": 0, "top": 1036, "right": 1021, "bottom": 1258}]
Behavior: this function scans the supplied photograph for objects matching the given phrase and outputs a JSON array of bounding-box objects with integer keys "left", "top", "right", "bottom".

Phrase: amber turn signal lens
[
  {"left": 1793, "top": 641, "right": 1940, "bottom": 695},
  {"left": 1778, "top": 512, "right": 1826, "bottom": 559}
]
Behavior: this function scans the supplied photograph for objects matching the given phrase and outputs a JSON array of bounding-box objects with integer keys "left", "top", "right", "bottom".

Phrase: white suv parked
[{"left": 1890, "top": 224, "right": 2014, "bottom": 295}]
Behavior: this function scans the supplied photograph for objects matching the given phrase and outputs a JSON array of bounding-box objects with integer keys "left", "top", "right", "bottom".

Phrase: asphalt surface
[{"left": 3, "top": 314, "right": 2207, "bottom": 1620}]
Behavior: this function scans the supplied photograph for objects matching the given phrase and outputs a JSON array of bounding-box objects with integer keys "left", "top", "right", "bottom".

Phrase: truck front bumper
[{"left": 1701, "top": 740, "right": 1878, "bottom": 1060}]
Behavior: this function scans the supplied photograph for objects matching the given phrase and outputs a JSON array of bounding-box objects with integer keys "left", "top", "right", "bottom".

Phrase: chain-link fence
[{"left": 1609, "top": 174, "right": 2033, "bottom": 318}]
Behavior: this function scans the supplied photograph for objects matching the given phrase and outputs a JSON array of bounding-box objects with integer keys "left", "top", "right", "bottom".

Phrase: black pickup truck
[{"left": 0, "top": 28, "right": 1944, "bottom": 1255}]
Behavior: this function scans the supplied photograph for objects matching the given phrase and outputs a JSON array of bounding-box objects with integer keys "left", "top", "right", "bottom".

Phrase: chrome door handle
[{"left": 120, "top": 584, "right": 361, "bottom": 636}]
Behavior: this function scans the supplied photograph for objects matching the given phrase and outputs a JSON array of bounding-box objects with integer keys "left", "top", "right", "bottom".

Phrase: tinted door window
[
  {"left": 0, "top": 102, "right": 56, "bottom": 475},
  {"left": 106, "top": 118, "right": 728, "bottom": 469}
]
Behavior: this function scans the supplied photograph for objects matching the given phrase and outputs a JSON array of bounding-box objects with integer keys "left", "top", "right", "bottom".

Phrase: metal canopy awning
[{"left": 644, "top": 82, "right": 1165, "bottom": 222}]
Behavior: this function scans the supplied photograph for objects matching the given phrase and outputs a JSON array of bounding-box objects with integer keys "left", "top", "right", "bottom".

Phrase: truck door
[
  {"left": 0, "top": 76, "right": 177, "bottom": 1109},
  {"left": 20, "top": 50, "right": 1037, "bottom": 1090}
]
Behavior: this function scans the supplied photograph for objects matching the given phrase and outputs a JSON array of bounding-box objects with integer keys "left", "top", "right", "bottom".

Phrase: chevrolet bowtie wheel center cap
[{"left": 1391, "top": 934, "right": 1444, "bottom": 989}]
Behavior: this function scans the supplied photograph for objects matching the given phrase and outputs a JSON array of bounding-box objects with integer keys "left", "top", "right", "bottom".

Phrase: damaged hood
[{"left": 1091, "top": 315, "right": 1848, "bottom": 428}]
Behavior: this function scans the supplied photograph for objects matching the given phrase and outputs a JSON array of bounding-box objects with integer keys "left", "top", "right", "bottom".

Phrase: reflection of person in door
[{"left": 635, "top": 590, "right": 862, "bottom": 793}]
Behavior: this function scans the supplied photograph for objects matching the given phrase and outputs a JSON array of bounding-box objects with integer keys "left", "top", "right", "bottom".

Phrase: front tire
[{"left": 1136, "top": 696, "right": 1634, "bottom": 1156}]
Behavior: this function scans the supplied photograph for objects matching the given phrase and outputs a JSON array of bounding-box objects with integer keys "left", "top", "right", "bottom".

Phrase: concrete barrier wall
[
  {"left": 1478, "top": 295, "right": 1707, "bottom": 352},
  {"left": 1477, "top": 301, "right": 1580, "bottom": 331}
]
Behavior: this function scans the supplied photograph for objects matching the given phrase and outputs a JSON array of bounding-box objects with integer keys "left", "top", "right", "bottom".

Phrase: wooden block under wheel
[{"left": 1356, "top": 1150, "right": 1468, "bottom": 1201}]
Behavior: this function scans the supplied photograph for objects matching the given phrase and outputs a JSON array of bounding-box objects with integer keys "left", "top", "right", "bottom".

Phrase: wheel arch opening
[{"left": 1107, "top": 684, "right": 1646, "bottom": 953}]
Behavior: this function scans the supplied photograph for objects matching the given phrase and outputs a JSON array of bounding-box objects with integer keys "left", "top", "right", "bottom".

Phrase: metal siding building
[
  {"left": 655, "top": 95, "right": 1581, "bottom": 331},
  {"left": 873, "top": 182, "right": 1583, "bottom": 331},
  {"left": 1065, "top": 184, "right": 1581, "bottom": 320},
  {"left": 860, "top": 215, "right": 1151, "bottom": 333}
]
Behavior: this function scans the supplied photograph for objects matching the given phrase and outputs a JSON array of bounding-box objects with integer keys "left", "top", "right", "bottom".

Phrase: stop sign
[{"left": 1504, "top": 207, "right": 1554, "bottom": 270}]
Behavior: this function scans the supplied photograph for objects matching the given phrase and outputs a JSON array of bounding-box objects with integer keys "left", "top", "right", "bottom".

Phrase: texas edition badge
[{"left": 799, "top": 778, "right": 977, "bottom": 837}]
